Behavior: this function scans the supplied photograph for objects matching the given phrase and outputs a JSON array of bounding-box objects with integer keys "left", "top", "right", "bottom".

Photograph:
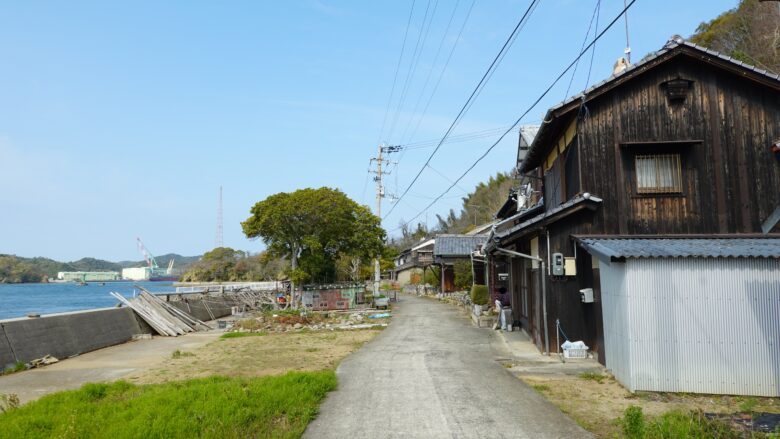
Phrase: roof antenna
[{"left": 623, "top": 0, "right": 631, "bottom": 64}]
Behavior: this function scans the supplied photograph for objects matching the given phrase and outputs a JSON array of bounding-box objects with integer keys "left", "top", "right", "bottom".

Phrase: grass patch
[
  {"left": 0, "top": 371, "right": 336, "bottom": 439},
  {"left": 578, "top": 371, "right": 605, "bottom": 384},
  {"left": 739, "top": 396, "right": 759, "bottom": 413},
  {"left": 220, "top": 331, "right": 268, "bottom": 340},
  {"left": 532, "top": 384, "right": 551, "bottom": 393},
  {"left": 171, "top": 350, "right": 195, "bottom": 359},
  {"left": 1, "top": 362, "right": 26, "bottom": 376},
  {"left": 620, "top": 405, "right": 743, "bottom": 439}
]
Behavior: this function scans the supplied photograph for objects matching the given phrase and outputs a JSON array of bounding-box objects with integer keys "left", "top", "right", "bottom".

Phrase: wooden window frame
[{"left": 634, "top": 153, "right": 683, "bottom": 194}]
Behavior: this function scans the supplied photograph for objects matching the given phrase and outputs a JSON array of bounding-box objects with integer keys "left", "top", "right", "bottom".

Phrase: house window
[{"left": 635, "top": 154, "right": 682, "bottom": 194}]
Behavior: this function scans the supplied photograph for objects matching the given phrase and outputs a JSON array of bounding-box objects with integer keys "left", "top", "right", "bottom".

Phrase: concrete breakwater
[{"left": 0, "top": 294, "right": 238, "bottom": 369}]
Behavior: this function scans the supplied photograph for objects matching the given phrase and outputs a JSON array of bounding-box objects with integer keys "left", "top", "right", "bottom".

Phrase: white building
[{"left": 122, "top": 267, "right": 152, "bottom": 281}]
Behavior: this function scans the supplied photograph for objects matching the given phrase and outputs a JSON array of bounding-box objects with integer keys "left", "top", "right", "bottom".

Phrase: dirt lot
[
  {"left": 519, "top": 372, "right": 780, "bottom": 437},
  {"left": 128, "top": 328, "right": 383, "bottom": 384}
]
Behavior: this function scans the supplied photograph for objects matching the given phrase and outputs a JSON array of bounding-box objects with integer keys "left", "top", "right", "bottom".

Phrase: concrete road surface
[{"left": 305, "top": 294, "right": 590, "bottom": 438}]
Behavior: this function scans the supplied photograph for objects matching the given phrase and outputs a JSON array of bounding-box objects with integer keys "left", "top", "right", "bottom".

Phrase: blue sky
[{"left": 0, "top": 0, "right": 736, "bottom": 261}]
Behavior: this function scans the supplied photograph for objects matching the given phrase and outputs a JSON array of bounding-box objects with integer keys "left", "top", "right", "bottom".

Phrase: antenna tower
[{"left": 215, "top": 186, "right": 223, "bottom": 249}]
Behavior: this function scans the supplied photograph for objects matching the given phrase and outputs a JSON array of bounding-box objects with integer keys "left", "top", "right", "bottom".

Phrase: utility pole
[{"left": 370, "top": 143, "right": 401, "bottom": 297}]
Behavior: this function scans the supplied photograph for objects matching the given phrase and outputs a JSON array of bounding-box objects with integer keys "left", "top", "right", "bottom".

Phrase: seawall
[{"left": 0, "top": 295, "right": 238, "bottom": 369}]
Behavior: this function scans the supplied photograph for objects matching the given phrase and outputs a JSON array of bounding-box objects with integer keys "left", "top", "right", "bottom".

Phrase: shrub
[
  {"left": 622, "top": 405, "right": 645, "bottom": 438},
  {"left": 470, "top": 284, "right": 489, "bottom": 306}
]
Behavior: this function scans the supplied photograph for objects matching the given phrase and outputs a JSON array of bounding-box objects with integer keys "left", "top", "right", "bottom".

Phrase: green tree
[
  {"left": 453, "top": 260, "right": 473, "bottom": 291},
  {"left": 690, "top": 0, "right": 780, "bottom": 74},
  {"left": 241, "top": 187, "right": 385, "bottom": 291}
]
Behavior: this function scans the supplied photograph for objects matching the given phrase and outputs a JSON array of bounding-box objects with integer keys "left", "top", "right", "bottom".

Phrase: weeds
[
  {"left": 620, "top": 405, "right": 742, "bottom": 439},
  {"left": 578, "top": 372, "right": 605, "bottom": 384},
  {"left": 1, "top": 362, "right": 26, "bottom": 376},
  {"left": 622, "top": 406, "right": 645, "bottom": 438},
  {"left": 0, "top": 394, "right": 19, "bottom": 413},
  {"left": 171, "top": 350, "right": 195, "bottom": 359},
  {"left": 532, "top": 384, "right": 551, "bottom": 393},
  {"left": 220, "top": 331, "right": 268, "bottom": 340},
  {"left": 739, "top": 396, "right": 758, "bottom": 413}
]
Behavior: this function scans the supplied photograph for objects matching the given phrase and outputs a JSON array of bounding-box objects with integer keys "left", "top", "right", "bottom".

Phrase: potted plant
[{"left": 471, "top": 284, "right": 488, "bottom": 315}]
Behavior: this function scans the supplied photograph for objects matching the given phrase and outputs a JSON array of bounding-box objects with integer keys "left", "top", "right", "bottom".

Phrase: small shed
[
  {"left": 578, "top": 236, "right": 780, "bottom": 396},
  {"left": 433, "top": 234, "right": 489, "bottom": 292}
]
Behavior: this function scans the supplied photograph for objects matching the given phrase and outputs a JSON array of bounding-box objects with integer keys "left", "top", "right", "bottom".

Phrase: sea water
[{"left": 0, "top": 281, "right": 175, "bottom": 320}]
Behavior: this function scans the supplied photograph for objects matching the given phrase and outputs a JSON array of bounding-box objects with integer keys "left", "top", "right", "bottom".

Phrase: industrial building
[{"left": 57, "top": 271, "right": 121, "bottom": 282}]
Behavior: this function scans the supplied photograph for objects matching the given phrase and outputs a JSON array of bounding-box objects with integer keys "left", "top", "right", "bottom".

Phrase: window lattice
[{"left": 635, "top": 154, "right": 682, "bottom": 194}]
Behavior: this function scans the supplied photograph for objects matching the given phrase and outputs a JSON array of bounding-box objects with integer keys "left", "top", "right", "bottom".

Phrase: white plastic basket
[
  {"left": 563, "top": 347, "right": 588, "bottom": 359},
  {"left": 561, "top": 340, "right": 589, "bottom": 359}
]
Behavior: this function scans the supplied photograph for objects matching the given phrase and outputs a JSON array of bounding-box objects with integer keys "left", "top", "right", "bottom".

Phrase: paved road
[{"left": 305, "top": 295, "right": 590, "bottom": 438}]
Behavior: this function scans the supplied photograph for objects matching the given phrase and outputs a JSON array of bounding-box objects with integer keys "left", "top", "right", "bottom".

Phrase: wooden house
[{"left": 483, "top": 38, "right": 780, "bottom": 396}]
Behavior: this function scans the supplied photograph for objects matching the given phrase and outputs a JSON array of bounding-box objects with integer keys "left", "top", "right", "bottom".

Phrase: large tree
[
  {"left": 241, "top": 187, "right": 385, "bottom": 290},
  {"left": 690, "top": 0, "right": 780, "bottom": 74}
]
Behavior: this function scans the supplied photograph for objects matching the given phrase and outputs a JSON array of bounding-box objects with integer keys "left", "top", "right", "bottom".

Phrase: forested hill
[
  {"left": 690, "top": 0, "right": 780, "bottom": 74},
  {"left": 0, "top": 253, "right": 201, "bottom": 283}
]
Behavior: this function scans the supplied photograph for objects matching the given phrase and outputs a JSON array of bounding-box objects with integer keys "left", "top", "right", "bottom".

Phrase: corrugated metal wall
[
  {"left": 600, "top": 257, "right": 780, "bottom": 396},
  {"left": 599, "top": 262, "right": 632, "bottom": 387}
]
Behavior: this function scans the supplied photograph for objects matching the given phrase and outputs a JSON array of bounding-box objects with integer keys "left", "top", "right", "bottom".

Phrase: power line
[
  {"left": 377, "top": 0, "right": 417, "bottom": 144},
  {"left": 403, "top": 0, "right": 477, "bottom": 147},
  {"left": 383, "top": 0, "right": 542, "bottom": 221},
  {"left": 388, "top": 0, "right": 638, "bottom": 232},
  {"left": 386, "top": 0, "right": 439, "bottom": 141},
  {"left": 397, "top": 0, "right": 462, "bottom": 144},
  {"left": 564, "top": 0, "right": 601, "bottom": 99}
]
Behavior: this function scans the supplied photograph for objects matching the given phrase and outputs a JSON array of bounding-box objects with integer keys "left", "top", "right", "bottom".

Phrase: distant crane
[
  {"left": 136, "top": 237, "right": 159, "bottom": 270},
  {"left": 136, "top": 237, "right": 175, "bottom": 276}
]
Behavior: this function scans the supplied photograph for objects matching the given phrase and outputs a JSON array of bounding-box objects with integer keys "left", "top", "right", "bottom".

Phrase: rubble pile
[{"left": 227, "top": 309, "right": 391, "bottom": 334}]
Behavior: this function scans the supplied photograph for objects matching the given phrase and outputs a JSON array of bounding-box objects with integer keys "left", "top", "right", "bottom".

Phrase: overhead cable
[
  {"left": 383, "top": 0, "right": 542, "bottom": 221},
  {"left": 388, "top": 0, "right": 638, "bottom": 232}
]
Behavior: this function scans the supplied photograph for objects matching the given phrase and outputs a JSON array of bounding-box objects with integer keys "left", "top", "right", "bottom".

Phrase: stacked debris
[{"left": 111, "top": 291, "right": 210, "bottom": 336}]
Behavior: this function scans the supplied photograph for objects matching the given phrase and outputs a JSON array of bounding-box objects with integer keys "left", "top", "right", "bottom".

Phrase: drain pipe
[{"left": 494, "top": 247, "right": 550, "bottom": 356}]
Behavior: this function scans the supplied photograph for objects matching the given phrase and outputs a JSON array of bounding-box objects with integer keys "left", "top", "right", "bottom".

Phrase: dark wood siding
[
  {"left": 502, "top": 54, "right": 780, "bottom": 361},
  {"left": 572, "top": 56, "right": 780, "bottom": 234}
]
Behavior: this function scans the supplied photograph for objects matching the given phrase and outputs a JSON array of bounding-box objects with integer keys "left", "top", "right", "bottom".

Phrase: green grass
[
  {"left": 170, "top": 350, "right": 195, "bottom": 359},
  {"left": 0, "top": 371, "right": 337, "bottom": 439},
  {"left": 578, "top": 372, "right": 605, "bottom": 384},
  {"left": 620, "top": 405, "right": 742, "bottom": 439},
  {"left": 739, "top": 396, "right": 758, "bottom": 413},
  {"left": 220, "top": 331, "right": 268, "bottom": 340},
  {"left": 1, "top": 362, "right": 26, "bottom": 376},
  {"left": 532, "top": 384, "right": 550, "bottom": 392}
]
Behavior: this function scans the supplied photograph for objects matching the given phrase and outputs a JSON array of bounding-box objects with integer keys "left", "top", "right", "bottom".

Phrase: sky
[{"left": 0, "top": 0, "right": 737, "bottom": 261}]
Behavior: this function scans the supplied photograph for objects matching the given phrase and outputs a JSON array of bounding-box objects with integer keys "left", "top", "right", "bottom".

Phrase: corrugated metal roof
[
  {"left": 519, "top": 125, "right": 540, "bottom": 147},
  {"left": 578, "top": 237, "right": 780, "bottom": 260},
  {"left": 433, "top": 234, "right": 488, "bottom": 256},
  {"left": 494, "top": 194, "right": 602, "bottom": 240}
]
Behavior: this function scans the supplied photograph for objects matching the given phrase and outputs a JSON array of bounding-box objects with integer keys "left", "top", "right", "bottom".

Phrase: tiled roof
[
  {"left": 520, "top": 37, "right": 780, "bottom": 173},
  {"left": 433, "top": 234, "right": 488, "bottom": 256},
  {"left": 577, "top": 237, "right": 780, "bottom": 261}
]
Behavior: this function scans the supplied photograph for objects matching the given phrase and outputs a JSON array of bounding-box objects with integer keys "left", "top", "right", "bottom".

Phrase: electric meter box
[{"left": 552, "top": 253, "right": 565, "bottom": 276}]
